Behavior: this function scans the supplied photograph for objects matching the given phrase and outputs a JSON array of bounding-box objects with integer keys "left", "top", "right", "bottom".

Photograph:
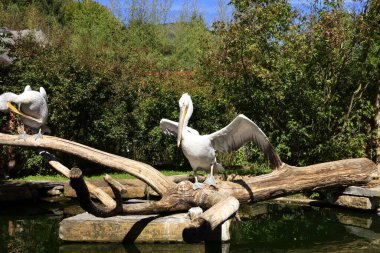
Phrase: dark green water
[{"left": 1, "top": 202, "right": 380, "bottom": 253}]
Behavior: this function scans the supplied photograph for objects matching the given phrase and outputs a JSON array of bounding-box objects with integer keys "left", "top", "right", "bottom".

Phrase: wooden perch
[
  {"left": 192, "top": 196, "right": 239, "bottom": 230},
  {"left": 0, "top": 133, "right": 175, "bottom": 195},
  {"left": 69, "top": 167, "right": 123, "bottom": 217},
  {"left": 38, "top": 150, "right": 116, "bottom": 208},
  {"left": 216, "top": 158, "right": 377, "bottom": 203},
  {"left": 0, "top": 133, "right": 377, "bottom": 230}
]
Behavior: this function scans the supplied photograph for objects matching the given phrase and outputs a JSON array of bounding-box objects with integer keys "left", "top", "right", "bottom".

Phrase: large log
[
  {"left": 38, "top": 151, "right": 117, "bottom": 208},
  {"left": 217, "top": 158, "right": 377, "bottom": 202},
  {"left": 0, "top": 133, "right": 175, "bottom": 195},
  {"left": 0, "top": 133, "right": 377, "bottom": 230}
]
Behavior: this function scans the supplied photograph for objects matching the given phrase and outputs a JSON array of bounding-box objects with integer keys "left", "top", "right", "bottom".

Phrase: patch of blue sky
[
  {"left": 95, "top": 0, "right": 365, "bottom": 26},
  {"left": 95, "top": 0, "right": 233, "bottom": 26}
]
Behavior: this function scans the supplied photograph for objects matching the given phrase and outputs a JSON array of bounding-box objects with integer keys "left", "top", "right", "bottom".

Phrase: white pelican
[
  {"left": 0, "top": 85, "right": 49, "bottom": 139},
  {"left": 160, "top": 93, "right": 283, "bottom": 189}
]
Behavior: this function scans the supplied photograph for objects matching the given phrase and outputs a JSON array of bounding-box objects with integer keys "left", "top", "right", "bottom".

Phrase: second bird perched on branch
[
  {"left": 160, "top": 93, "right": 283, "bottom": 190},
  {"left": 0, "top": 85, "right": 50, "bottom": 140}
]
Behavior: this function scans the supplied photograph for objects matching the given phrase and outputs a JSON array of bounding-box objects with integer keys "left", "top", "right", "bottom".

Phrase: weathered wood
[
  {"left": 63, "top": 176, "right": 207, "bottom": 199},
  {"left": 1, "top": 133, "right": 374, "bottom": 203},
  {"left": 63, "top": 180, "right": 148, "bottom": 199},
  {"left": 65, "top": 156, "right": 377, "bottom": 231},
  {"left": 192, "top": 196, "right": 239, "bottom": 230},
  {"left": 0, "top": 133, "right": 175, "bottom": 195},
  {"left": 103, "top": 174, "right": 127, "bottom": 194},
  {"left": 40, "top": 152, "right": 117, "bottom": 208},
  {"left": 216, "top": 158, "right": 377, "bottom": 203},
  {"left": 0, "top": 132, "right": 378, "bottom": 231},
  {"left": 69, "top": 168, "right": 123, "bottom": 217},
  {"left": 67, "top": 169, "right": 237, "bottom": 233}
]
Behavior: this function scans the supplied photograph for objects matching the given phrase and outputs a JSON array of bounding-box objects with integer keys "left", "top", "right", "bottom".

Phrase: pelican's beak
[
  {"left": 7, "top": 102, "right": 24, "bottom": 116},
  {"left": 177, "top": 104, "right": 188, "bottom": 147},
  {"left": 6, "top": 102, "right": 42, "bottom": 123}
]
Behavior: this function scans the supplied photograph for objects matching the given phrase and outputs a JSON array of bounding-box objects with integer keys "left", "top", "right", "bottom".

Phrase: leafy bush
[{"left": 0, "top": 0, "right": 379, "bottom": 178}]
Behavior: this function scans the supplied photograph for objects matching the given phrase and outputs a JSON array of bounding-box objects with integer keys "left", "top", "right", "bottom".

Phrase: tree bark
[
  {"left": 69, "top": 167, "right": 123, "bottom": 217},
  {"left": 0, "top": 133, "right": 175, "bottom": 195},
  {"left": 38, "top": 150, "right": 117, "bottom": 208},
  {"left": 376, "top": 76, "right": 380, "bottom": 165},
  {"left": 0, "top": 133, "right": 377, "bottom": 229}
]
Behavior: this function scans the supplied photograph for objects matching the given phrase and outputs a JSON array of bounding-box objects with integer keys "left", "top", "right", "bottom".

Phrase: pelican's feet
[
  {"left": 17, "top": 133, "right": 30, "bottom": 140},
  {"left": 204, "top": 174, "right": 216, "bottom": 187},
  {"left": 192, "top": 182, "right": 205, "bottom": 190}
]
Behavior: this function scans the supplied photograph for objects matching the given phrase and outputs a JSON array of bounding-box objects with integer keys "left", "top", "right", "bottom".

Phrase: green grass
[
  {"left": 227, "top": 164, "right": 272, "bottom": 176},
  {"left": 16, "top": 174, "right": 67, "bottom": 181},
  {"left": 13, "top": 163, "right": 272, "bottom": 182},
  {"left": 15, "top": 170, "right": 193, "bottom": 182}
]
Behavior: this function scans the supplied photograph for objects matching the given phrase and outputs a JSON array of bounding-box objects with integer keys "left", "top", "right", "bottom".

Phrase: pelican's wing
[
  {"left": 207, "top": 114, "right": 282, "bottom": 169},
  {"left": 160, "top": 118, "right": 199, "bottom": 137}
]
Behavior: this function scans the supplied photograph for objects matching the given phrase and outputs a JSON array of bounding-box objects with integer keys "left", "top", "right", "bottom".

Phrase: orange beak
[{"left": 7, "top": 102, "right": 42, "bottom": 123}]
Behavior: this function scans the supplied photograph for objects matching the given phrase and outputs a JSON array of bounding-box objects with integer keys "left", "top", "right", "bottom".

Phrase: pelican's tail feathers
[
  {"left": 41, "top": 125, "right": 51, "bottom": 134},
  {"left": 214, "top": 163, "right": 225, "bottom": 174}
]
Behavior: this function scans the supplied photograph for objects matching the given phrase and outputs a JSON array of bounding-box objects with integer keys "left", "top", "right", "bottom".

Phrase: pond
[{"left": 0, "top": 201, "right": 379, "bottom": 253}]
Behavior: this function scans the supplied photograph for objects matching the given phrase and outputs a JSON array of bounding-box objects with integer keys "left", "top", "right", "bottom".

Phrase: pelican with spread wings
[
  {"left": 160, "top": 93, "right": 283, "bottom": 189},
  {"left": 0, "top": 85, "right": 49, "bottom": 140}
]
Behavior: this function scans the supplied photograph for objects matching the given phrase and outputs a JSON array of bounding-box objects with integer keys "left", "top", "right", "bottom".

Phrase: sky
[
  {"left": 95, "top": 0, "right": 233, "bottom": 25},
  {"left": 95, "top": 0, "right": 364, "bottom": 26}
]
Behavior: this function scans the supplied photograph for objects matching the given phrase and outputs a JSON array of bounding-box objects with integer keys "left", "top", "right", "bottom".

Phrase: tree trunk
[
  {"left": 376, "top": 76, "right": 380, "bottom": 165},
  {"left": 0, "top": 133, "right": 377, "bottom": 229}
]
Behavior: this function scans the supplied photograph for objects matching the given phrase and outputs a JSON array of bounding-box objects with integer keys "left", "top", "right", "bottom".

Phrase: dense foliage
[
  {"left": 0, "top": 0, "right": 379, "bottom": 177},
  {"left": 203, "top": 0, "right": 380, "bottom": 165}
]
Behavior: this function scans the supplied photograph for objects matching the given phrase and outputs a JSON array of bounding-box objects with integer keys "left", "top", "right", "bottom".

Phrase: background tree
[
  {"left": 0, "top": 0, "right": 378, "bottom": 177},
  {"left": 200, "top": 0, "right": 379, "bottom": 166}
]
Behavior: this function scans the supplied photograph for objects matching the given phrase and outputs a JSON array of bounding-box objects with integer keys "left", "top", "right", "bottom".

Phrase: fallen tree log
[
  {"left": 0, "top": 133, "right": 377, "bottom": 229},
  {"left": 38, "top": 150, "right": 117, "bottom": 208},
  {"left": 0, "top": 133, "right": 175, "bottom": 195}
]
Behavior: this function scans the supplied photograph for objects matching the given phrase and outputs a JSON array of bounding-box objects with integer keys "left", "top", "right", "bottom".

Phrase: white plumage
[
  {"left": 0, "top": 85, "right": 49, "bottom": 139},
  {"left": 160, "top": 93, "right": 282, "bottom": 189}
]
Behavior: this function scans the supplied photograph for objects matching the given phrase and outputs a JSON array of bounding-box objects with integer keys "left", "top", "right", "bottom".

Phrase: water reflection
[
  {"left": 60, "top": 243, "right": 230, "bottom": 253},
  {"left": 345, "top": 226, "right": 380, "bottom": 244},
  {"left": 1, "top": 202, "right": 380, "bottom": 253},
  {"left": 230, "top": 203, "right": 380, "bottom": 253},
  {"left": 0, "top": 215, "right": 61, "bottom": 253}
]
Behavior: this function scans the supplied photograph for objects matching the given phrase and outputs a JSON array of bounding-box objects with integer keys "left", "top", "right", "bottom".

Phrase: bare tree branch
[{"left": 0, "top": 133, "right": 176, "bottom": 195}]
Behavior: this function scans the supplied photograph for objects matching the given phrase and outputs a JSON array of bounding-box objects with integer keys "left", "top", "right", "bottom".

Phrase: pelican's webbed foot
[
  {"left": 192, "top": 175, "right": 205, "bottom": 190},
  {"left": 193, "top": 181, "right": 205, "bottom": 190},
  {"left": 33, "top": 130, "right": 43, "bottom": 140},
  {"left": 18, "top": 133, "right": 30, "bottom": 140},
  {"left": 204, "top": 173, "right": 216, "bottom": 187}
]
